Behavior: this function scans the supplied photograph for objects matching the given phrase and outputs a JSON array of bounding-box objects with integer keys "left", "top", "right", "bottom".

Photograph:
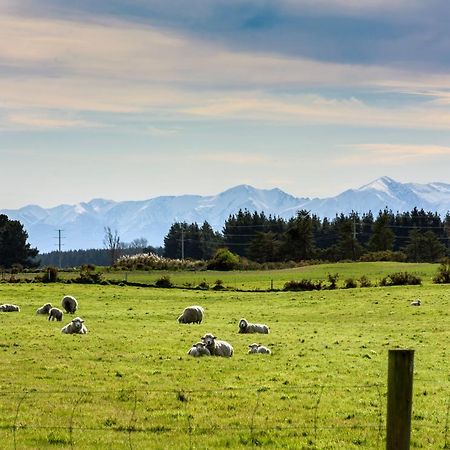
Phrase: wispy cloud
[
  {"left": 197, "top": 152, "right": 276, "bottom": 166},
  {"left": 337, "top": 144, "right": 450, "bottom": 165}
]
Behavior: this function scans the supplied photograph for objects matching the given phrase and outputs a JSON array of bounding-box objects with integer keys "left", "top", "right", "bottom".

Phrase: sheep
[
  {"left": 248, "top": 343, "right": 271, "bottom": 354},
  {"left": 61, "top": 317, "right": 88, "bottom": 334},
  {"left": 178, "top": 305, "right": 204, "bottom": 324},
  {"left": 238, "top": 318, "right": 269, "bottom": 334},
  {"left": 61, "top": 295, "right": 78, "bottom": 314},
  {"left": 36, "top": 303, "right": 52, "bottom": 315},
  {"left": 187, "top": 342, "right": 211, "bottom": 357},
  {"left": 201, "top": 333, "right": 233, "bottom": 357},
  {"left": 0, "top": 304, "right": 20, "bottom": 312},
  {"left": 48, "top": 307, "right": 63, "bottom": 322},
  {"left": 410, "top": 299, "right": 421, "bottom": 306}
]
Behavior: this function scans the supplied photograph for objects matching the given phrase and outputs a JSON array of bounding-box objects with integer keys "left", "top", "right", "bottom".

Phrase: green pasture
[
  {"left": 0, "top": 265, "right": 449, "bottom": 448},
  {"left": 24, "top": 261, "right": 440, "bottom": 290}
]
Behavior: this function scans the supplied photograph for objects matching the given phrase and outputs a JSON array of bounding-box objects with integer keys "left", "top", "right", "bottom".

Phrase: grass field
[{"left": 0, "top": 263, "right": 449, "bottom": 449}]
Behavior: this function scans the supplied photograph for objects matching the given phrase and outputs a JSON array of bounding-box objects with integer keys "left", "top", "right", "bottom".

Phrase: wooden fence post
[{"left": 386, "top": 349, "right": 414, "bottom": 450}]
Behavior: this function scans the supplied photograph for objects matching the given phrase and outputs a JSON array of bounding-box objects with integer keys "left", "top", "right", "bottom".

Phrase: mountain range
[{"left": 3, "top": 176, "right": 450, "bottom": 253}]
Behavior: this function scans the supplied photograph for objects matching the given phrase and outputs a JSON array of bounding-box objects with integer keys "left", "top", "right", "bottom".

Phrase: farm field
[
  {"left": 0, "top": 265, "right": 449, "bottom": 449},
  {"left": 14, "top": 261, "right": 440, "bottom": 290}
]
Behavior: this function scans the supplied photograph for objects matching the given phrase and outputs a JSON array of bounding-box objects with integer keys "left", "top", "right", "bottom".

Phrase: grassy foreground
[{"left": 0, "top": 270, "right": 449, "bottom": 448}]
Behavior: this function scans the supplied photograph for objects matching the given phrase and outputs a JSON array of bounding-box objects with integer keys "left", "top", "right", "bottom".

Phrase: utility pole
[
  {"left": 56, "top": 229, "right": 64, "bottom": 269},
  {"left": 181, "top": 227, "right": 185, "bottom": 260},
  {"left": 352, "top": 214, "right": 357, "bottom": 261}
]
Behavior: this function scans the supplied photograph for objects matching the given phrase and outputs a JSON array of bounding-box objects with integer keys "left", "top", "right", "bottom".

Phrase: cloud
[
  {"left": 337, "top": 144, "right": 450, "bottom": 165},
  {"left": 197, "top": 152, "right": 276, "bottom": 166},
  {"left": 5, "top": 113, "right": 97, "bottom": 129}
]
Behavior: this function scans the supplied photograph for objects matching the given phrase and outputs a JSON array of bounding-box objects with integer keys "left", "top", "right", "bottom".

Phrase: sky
[{"left": 1, "top": 0, "right": 450, "bottom": 209}]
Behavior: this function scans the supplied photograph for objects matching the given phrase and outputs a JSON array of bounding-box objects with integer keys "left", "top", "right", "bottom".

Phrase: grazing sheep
[
  {"left": 0, "top": 304, "right": 20, "bottom": 312},
  {"left": 61, "top": 317, "right": 88, "bottom": 334},
  {"left": 410, "top": 299, "right": 421, "bottom": 307},
  {"left": 248, "top": 343, "right": 271, "bottom": 354},
  {"left": 187, "top": 342, "right": 211, "bottom": 357},
  {"left": 48, "top": 307, "right": 63, "bottom": 322},
  {"left": 178, "top": 305, "right": 204, "bottom": 324},
  {"left": 61, "top": 295, "right": 78, "bottom": 314},
  {"left": 36, "top": 303, "right": 52, "bottom": 315},
  {"left": 238, "top": 318, "right": 269, "bottom": 334},
  {"left": 201, "top": 333, "right": 233, "bottom": 357}
]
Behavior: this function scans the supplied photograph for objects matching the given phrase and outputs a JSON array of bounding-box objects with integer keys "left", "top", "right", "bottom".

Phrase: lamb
[
  {"left": 61, "top": 317, "right": 88, "bottom": 334},
  {"left": 201, "top": 333, "right": 233, "bottom": 357},
  {"left": 36, "top": 303, "right": 52, "bottom": 315},
  {"left": 0, "top": 304, "right": 20, "bottom": 312},
  {"left": 248, "top": 343, "right": 271, "bottom": 354},
  {"left": 238, "top": 318, "right": 269, "bottom": 334},
  {"left": 61, "top": 295, "right": 78, "bottom": 314},
  {"left": 178, "top": 305, "right": 204, "bottom": 324},
  {"left": 48, "top": 307, "right": 63, "bottom": 322},
  {"left": 410, "top": 299, "right": 421, "bottom": 306},
  {"left": 187, "top": 342, "right": 211, "bottom": 357}
]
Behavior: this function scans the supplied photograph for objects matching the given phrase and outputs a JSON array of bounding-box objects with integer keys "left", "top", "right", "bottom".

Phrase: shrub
[
  {"left": 207, "top": 248, "right": 240, "bottom": 271},
  {"left": 74, "top": 264, "right": 103, "bottom": 284},
  {"left": 359, "top": 275, "right": 372, "bottom": 288},
  {"left": 115, "top": 253, "right": 205, "bottom": 271},
  {"left": 360, "top": 251, "right": 407, "bottom": 262},
  {"left": 39, "top": 266, "right": 59, "bottom": 283},
  {"left": 380, "top": 272, "right": 422, "bottom": 286},
  {"left": 212, "top": 279, "right": 225, "bottom": 290},
  {"left": 432, "top": 260, "right": 450, "bottom": 284},
  {"left": 343, "top": 277, "right": 357, "bottom": 289},
  {"left": 327, "top": 273, "right": 339, "bottom": 289},
  {"left": 196, "top": 280, "right": 209, "bottom": 290},
  {"left": 155, "top": 276, "right": 173, "bottom": 288},
  {"left": 283, "top": 279, "right": 323, "bottom": 291}
]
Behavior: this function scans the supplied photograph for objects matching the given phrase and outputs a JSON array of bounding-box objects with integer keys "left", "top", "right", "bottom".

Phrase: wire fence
[{"left": 0, "top": 383, "right": 449, "bottom": 449}]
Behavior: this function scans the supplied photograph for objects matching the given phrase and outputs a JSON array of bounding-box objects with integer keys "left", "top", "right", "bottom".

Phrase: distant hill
[{"left": 2, "top": 177, "right": 450, "bottom": 252}]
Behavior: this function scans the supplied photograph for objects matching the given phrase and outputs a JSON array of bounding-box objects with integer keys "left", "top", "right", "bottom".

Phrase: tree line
[{"left": 164, "top": 208, "right": 450, "bottom": 263}]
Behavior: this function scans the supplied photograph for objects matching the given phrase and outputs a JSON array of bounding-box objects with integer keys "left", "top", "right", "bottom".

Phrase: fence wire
[{"left": 0, "top": 383, "right": 448, "bottom": 449}]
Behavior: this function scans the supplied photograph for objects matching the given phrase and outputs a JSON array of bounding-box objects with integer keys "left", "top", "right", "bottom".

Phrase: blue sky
[{"left": 1, "top": 0, "right": 450, "bottom": 208}]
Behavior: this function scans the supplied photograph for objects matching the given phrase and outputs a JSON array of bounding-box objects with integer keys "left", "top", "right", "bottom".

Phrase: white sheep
[
  {"left": 36, "top": 303, "right": 52, "bottom": 315},
  {"left": 410, "top": 299, "right": 421, "bottom": 306},
  {"left": 61, "top": 295, "right": 78, "bottom": 314},
  {"left": 61, "top": 317, "right": 88, "bottom": 334},
  {"left": 0, "top": 304, "right": 20, "bottom": 312},
  {"left": 201, "top": 333, "right": 233, "bottom": 357},
  {"left": 48, "top": 307, "right": 63, "bottom": 322},
  {"left": 178, "top": 305, "right": 204, "bottom": 324},
  {"left": 187, "top": 342, "right": 211, "bottom": 357},
  {"left": 238, "top": 318, "right": 269, "bottom": 334},
  {"left": 248, "top": 343, "right": 271, "bottom": 354}
]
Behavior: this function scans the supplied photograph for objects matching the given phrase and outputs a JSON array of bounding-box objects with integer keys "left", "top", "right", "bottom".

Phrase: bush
[
  {"left": 283, "top": 279, "right": 323, "bottom": 291},
  {"left": 360, "top": 251, "right": 407, "bottom": 262},
  {"left": 39, "top": 266, "right": 59, "bottom": 283},
  {"left": 359, "top": 275, "right": 372, "bottom": 288},
  {"left": 432, "top": 260, "right": 450, "bottom": 284},
  {"left": 207, "top": 248, "right": 240, "bottom": 271},
  {"left": 212, "top": 279, "right": 225, "bottom": 290},
  {"left": 196, "top": 280, "right": 209, "bottom": 290},
  {"left": 343, "top": 277, "right": 357, "bottom": 289},
  {"left": 327, "top": 273, "right": 339, "bottom": 289},
  {"left": 74, "top": 264, "right": 103, "bottom": 284},
  {"left": 155, "top": 276, "right": 173, "bottom": 288},
  {"left": 380, "top": 272, "right": 422, "bottom": 286}
]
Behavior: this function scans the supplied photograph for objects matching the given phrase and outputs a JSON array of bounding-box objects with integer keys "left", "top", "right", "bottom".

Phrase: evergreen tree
[
  {"left": 368, "top": 211, "right": 395, "bottom": 251},
  {"left": 281, "top": 210, "right": 316, "bottom": 261},
  {"left": 0, "top": 214, "right": 38, "bottom": 268}
]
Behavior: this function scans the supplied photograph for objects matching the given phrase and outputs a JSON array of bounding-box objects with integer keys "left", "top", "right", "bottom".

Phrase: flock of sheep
[
  {"left": 179, "top": 305, "right": 271, "bottom": 357},
  {"left": 0, "top": 295, "right": 88, "bottom": 334}
]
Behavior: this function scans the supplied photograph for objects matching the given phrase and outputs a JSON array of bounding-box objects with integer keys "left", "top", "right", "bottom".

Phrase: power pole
[
  {"left": 56, "top": 229, "right": 64, "bottom": 268},
  {"left": 181, "top": 227, "right": 185, "bottom": 260}
]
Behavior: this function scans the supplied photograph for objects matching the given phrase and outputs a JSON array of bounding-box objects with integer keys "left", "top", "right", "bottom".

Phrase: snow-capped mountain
[{"left": 2, "top": 177, "right": 450, "bottom": 253}]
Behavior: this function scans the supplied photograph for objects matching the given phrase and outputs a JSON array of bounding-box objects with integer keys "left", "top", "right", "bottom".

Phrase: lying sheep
[
  {"left": 201, "top": 333, "right": 233, "bottom": 357},
  {"left": 0, "top": 304, "right": 20, "bottom": 312},
  {"left": 187, "top": 342, "right": 211, "bottom": 357},
  {"left": 36, "top": 303, "right": 52, "bottom": 315},
  {"left": 178, "top": 305, "right": 204, "bottom": 324},
  {"left": 61, "top": 317, "right": 88, "bottom": 334},
  {"left": 248, "top": 343, "right": 271, "bottom": 354},
  {"left": 61, "top": 295, "right": 78, "bottom": 314},
  {"left": 48, "top": 307, "right": 63, "bottom": 322},
  {"left": 410, "top": 299, "right": 421, "bottom": 306},
  {"left": 238, "top": 318, "right": 269, "bottom": 334}
]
